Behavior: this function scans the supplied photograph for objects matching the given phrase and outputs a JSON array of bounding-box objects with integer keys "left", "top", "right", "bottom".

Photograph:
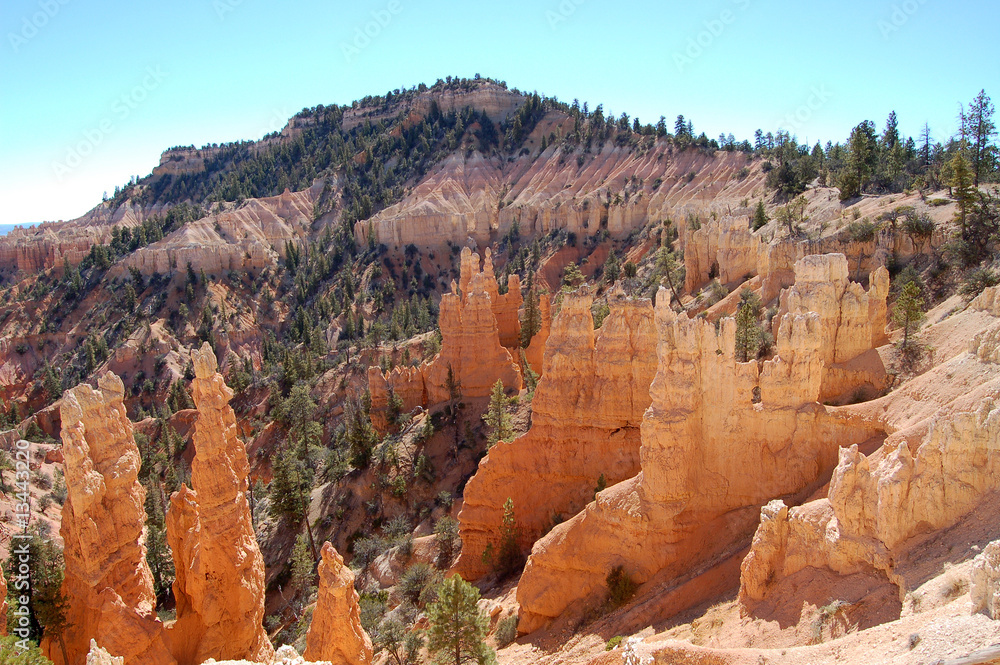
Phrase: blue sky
[{"left": 1, "top": 0, "right": 997, "bottom": 226}]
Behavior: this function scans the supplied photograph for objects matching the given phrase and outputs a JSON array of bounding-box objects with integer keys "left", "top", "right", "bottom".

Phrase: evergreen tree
[
  {"left": 655, "top": 247, "right": 684, "bottom": 310},
  {"left": 561, "top": 264, "right": 584, "bottom": 289},
  {"left": 964, "top": 90, "right": 998, "bottom": 186},
  {"left": 289, "top": 533, "right": 315, "bottom": 598},
  {"left": 951, "top": 152, "right": 976, "bottom": 236},
  {"left": 894, "top": 280, "right": 925, "bottom": 351},
  {"left": 603, "top": 251, "right": 621, "bottom": 285},
  {"left": 674, "top": 115, "right": 687, "bottom": 138},
  {"left": 434, "top": 516, "right": 461, "bottom": 570},
  {"left": 919, "top": 123, "right": 933, "bottom": 169},
  {"left": 144, "top": 479, "right": 174, "bottom": 602},
  {"left": 425, "top": 576, "right": 495, "bottom": 665},
  {"left": 734, "top": 289, "right": 763, "bottom": 363},
  {"left": 520, "top": 275, "right": 542, "bottom": 349},
  {"left": 268, "top": 443, "right": 313, "bottom": 523},
  {"left": 840, "top": 120, "right": 878, "bottom": 200},
  {"left": 752, "top": 200, "right": 769, "bottom": 230},
  {"left": 482, "top": 380, "right": 512, "bottom": 447}
]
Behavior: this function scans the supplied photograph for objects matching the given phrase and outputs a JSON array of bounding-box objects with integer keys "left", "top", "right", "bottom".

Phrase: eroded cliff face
[
  {"left": 739, "top": 397, "right": 1000, "bottom": 613},
  {"left": 369, "top": 248, "right": 522, "bottom": 428},
  {"left": 356, "top": 143, "right": 762, "bottom": 248},
  {"left": 118, "top": 188, "right": 315, "bottom": 278},
  {"left": 167, "top": 343, "right": 273, "bottom": 665},
  {"left": 514, "top": 262, "right": 882, "bottom": 633},
  {"left": 778, "top": 255, "right": 889, "bottom": 402},
  {"left": 972, "top": 540, "right": 1000, "bottom": 619},
  {"left": 46, "top": 373, "right": 175, "bottom": 665},
  {"left": 302, "top": 542, "right": 373, "bottom": 665},
  {"left": 455, "top": 290, "right": 657, "bottom": 579}
]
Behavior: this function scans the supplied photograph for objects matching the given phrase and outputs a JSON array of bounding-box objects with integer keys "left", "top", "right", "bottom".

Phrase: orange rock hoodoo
[
  {"left": 369, "top": 247, "right": 522, "bottom": 429},
  {"left": 455, "top": 289, "right": 657, "bottom": 579},
  {"left": 778, "top": 255, "right": 890, "bottom": 402},
  {"left": 514, "top": 253, "right": 884, "bottom": 634},
  {"left": 45, "top": 373, "right": 175, "bottom": 665},
  {"left": 167, "top": 343, "right": 274, "bottom": 665},
  {"left": 302, "top": 542, "right": 374, "bottom": 665}
]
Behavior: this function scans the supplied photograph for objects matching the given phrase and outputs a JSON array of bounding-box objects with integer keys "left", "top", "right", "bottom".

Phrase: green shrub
[
  {"left": 606, "top": 635, "right": 624, "bottom": 650},
  {"left": 606, "top": 566, "right": 638, "bottom": 609},
  {"left": 0, "top": 636, "right": 53, "bottom": 664},
  {"left": 399, "top": 562, "right": 439, "bottom": 607},
  {"left": 495, "top": 615, "right": 518, "bottom": 648},
  {"left": 960, "top": 268, "right": 998, "bottom": 300}
]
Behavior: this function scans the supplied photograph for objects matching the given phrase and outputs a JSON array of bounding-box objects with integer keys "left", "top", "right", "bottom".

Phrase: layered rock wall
[
  {"left": 302, "top": 542, "right": 373, "bottom": 665},
  {"left": 369, "top": 248, "right": 522, "bottom": 428},
  {"left": 455, "top": 291, "right": 656, "bottom": 579},
  {"left": 514, "top": 273, "right": 880, "bottom": 633},
  {"left": 357, "top": 144, "right": 762, "bottom": 247},
  {"left": 778, "top": 255, "right": 889, "bottom": 402},
  {"left": 972, "top": 540, "right": 1000, "bottom": 619},
  {"left": 739, "top": 397, "right": 1000, "bottom": 611}
]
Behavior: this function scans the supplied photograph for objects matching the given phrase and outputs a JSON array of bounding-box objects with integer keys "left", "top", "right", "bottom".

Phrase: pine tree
[
  {"left": 289, "top": 533, "right": 315, "bottom": 599},
  {"left": 951, "top": 152, "right": 976, "bottom": 236},
  {"left": 655, "top": 247, "right": 684, "bottom": 310},
  {"left": 144, "top": 479, "right": 174, "bottom": 601},
  {"left": 520, "top": 273, "right": 541, "bottom": 349},
  {"left": 734, "top": 289, "right": 763, "bottom": 363},
  {"left": 894, "top": 280, "right": 925, "bottom": 351},
  {"left": 481, "top": 498, "right": 522, "bottom": 578},
  {"left": 425, "top": 576, "right": 495, "bottom": 665},
  {"left": 603, "top": 251, "right": 621, "bottom": 285},
  {"left": 964, "top": 90, "right": 998, "bottom": 186},
  {"left": 752, "top": 200, "right": 769, "bottom": 230},
  {"left": 840, "top": 121, "right": 878, "bottom": 200},
  {"left": 268, "top": 443, "right": 313, "bottom": 523},
  {"left": 482, "top": 380, "right": 513, "bottom": 447}
]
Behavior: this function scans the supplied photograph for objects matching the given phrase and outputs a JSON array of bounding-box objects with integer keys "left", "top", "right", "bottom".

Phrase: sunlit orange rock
[
  {"left": 456, "top": 290, "right": 656, "bottom": 579},
  {"left": 45, "top": 373, "right": 174, "bottom": 665},
  {"left": 302, "top": 542, "right": 373, "bottom": 665},
  {"left": 166, "top": 343, "right": 273, "bottom": 665},
  {"left": 515, "top": 280, "right": 879, "bottom": 634}
]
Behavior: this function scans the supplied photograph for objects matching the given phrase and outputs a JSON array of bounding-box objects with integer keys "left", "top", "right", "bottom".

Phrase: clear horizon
[{"left": 1, "top": 0, "right": 997, "bottom": 226}]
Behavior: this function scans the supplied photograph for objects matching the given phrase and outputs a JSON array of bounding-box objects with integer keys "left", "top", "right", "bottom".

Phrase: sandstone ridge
[
  {"left": 514, "top": 253, "right": 885, "bottom": 634},
  {"left": 455, "top": 288, "right": 657, "bottom": 579}
]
